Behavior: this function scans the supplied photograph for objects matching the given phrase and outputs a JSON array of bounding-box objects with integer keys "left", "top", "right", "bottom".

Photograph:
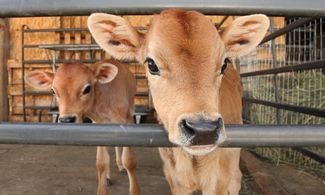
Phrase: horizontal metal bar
[
  {"left": 22, "top": 27, "right": 146, "bottom": 33},
  {"left": 23, "top": 59, "right": 138, "bottom": 65},
  {"left": 240, "top": 60, "right": 325, "bottom": 77},
  {"left": 23, "top": 44, "right": 101, "bottom": 51},
  {"left": 0, "top": 123, "right": 324, "bottom": 147},
  {"left": 25, "top": 106, "right": 55, "bottom": 110},
  {"left": 22, "top": 28, "right": 89, "bottom": 33},
  {"left": 0, "top": 0, "right": 325, "bottom": 17},
  {"left": 243, "top": 97, "right": 325, "bottom": 118},
  {"left": 25, "top": 90, "right": 52, "bottom": 95},
  {"left": 292, "top": 147, "right": 325, "bottom": 164},
  {"left": 23, "top": 59, "right": 100, "bottom": 64},
  {"left": 38, "top": 44, "right": 101, "bottom": 51},
  {"left": 260, "top": 17, "right": 314, "bottom": 44}
]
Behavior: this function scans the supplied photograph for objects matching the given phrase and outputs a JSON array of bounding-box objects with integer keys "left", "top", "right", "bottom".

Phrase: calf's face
[
  {"left": 25, "top": 62, "right": 118, "bottom": 123},
  {"left": 88, "top": 9, "right": 269, "bottom": 155}
]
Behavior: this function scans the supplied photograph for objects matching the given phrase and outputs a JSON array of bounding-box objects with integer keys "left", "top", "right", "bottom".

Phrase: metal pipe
[
  {"left": 260, "top": 18, "right": 314, "bottom": 45},
  {"left": 0, "top": 123, "right": 324, "bottom": 147},
  {"left": 269, "top": 17, "right": 281, "bottom": 125},
  {"left": 0, "top": 0, "right": 325, "bottom": 17},
  {"left": 293, "top": 147, "right": 325, "bottom": 164},
  {"left": 243, "top": 97, "right": 325, "bottom": 118},
  {"left": 21, "top": 28, "right": 26, "bottom": 122},
  {"left": 240, "top": 60, "right": 325, "bottom": 77}
]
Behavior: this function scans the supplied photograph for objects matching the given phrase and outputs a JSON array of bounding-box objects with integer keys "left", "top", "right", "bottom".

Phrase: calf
[
  {"left": 88, "top": 9, "right": 269, "bottom": 194},
  {"left": 25, "top": 60, "right": 140, "bottom": 195}
]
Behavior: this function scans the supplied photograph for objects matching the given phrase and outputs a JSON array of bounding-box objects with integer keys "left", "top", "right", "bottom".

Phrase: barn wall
[
  {"left": 6, "top": 15, "right": 285, "bottom": 122},
  {"left": 8, "top": 17, "right": 60, "bottom": 122}
]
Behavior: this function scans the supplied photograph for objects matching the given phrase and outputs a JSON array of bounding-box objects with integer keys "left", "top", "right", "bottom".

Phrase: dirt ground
[
  {"left": 0, "top": 145, "right": 171, "bottom": 195},
  {"left": 0, "top": 144, "right": 323, "bottom": 195}
]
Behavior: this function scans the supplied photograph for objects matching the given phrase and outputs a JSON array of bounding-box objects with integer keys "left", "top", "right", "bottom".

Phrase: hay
[{"left": 241, "top": 17, "right": 325, "bottom": 179}]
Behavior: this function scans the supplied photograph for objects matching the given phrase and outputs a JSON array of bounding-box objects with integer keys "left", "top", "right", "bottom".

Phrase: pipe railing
[
  {"left": 0, "top": 0, "right": 325, "bottom": 17},
  {"left": 0, "top": 123, "right": 324, "bottom": 147},
  {"left": 241, "top": 60, "right": 325, "bottom": 78}
]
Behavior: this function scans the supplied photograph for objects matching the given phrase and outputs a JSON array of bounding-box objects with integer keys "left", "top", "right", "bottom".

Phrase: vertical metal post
[
  {"left": 21, "top": 28, "right": 26, "bottom": 122},
  {"left": 50, "top": 49, "right": 57, "bottom": 122},
  {"left": 270, "top": 18, "right": 281, "bottom": 124},
  {"left": 51, "top": 50, "right": 56, "bottom": 72},
  {"left": 0, "top": 18, "right": 9, "bottom": 122},
  {"left": 321, "top": 18, "right": 323, "bottom": 59}
]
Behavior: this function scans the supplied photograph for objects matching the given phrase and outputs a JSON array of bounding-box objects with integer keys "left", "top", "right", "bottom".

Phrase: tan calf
[
  {"left": 25, "top": 60, "right": 140, "bottom": 195},
  {"left": 88, "top": 9, "right": 269, "bottom": 194}
]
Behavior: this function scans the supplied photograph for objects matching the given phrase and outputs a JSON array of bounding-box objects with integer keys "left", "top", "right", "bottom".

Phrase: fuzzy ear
[
  {"left": 88, "top": 13, "right": 141, "bottom": 61},
  {"left": 25, "top": 70, "right": 54, "bottom": 90},
  {"left": 94, "top": 63, "right": 118, "bottom": 84},
  {"left": 220, "top": 14, "right": 270, "bottom": 57}
]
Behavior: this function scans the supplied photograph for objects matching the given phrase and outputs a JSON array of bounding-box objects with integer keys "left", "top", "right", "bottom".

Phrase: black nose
[
  {"left": 179, "top": 117, "right": 223, "bottom": 145},
  {"left": 59, "top": 116, "right": 76, "bottom": 123}
]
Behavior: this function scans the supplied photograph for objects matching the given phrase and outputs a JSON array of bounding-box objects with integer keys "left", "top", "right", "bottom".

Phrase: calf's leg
[
  {"left": 96, "top": 146, "right": 110, "bottom": 195},
  {"left": 115, "top": 147, "right": 126, "bottom": 173},
  {"left": 122, "top": 147, "right": 140, "bottom": 195}
]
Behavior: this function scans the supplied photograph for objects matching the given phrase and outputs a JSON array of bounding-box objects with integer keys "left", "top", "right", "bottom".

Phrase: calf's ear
[
  {"left": 25, "top": 71, "right": 54, "bottom": 90},
  {"left": 88, "top": 13, "right": 142, "bottom": 61},
  {"left": 220, "top": 14, "right": 270, "bottom": 57},
  {"left": 94, "top": 63, "right": 118, "bottom": 84}
]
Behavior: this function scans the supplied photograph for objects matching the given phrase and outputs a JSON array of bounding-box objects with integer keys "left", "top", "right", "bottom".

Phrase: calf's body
[
  {"left": 88, "top": 9, "right": 269, "bottom": 194},
  {"left": 25, "top": 60, "right": 139, "bottom": 195}
]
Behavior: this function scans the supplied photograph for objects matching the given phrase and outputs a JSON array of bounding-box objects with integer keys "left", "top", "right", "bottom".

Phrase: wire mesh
[{"left": 240, "top": 17, "right": 325, "bottom": 178}]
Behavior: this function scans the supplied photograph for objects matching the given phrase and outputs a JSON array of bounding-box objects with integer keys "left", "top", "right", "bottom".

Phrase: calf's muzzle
[{"left": 180, "top": 117, "right": 224, "bottom": 145}]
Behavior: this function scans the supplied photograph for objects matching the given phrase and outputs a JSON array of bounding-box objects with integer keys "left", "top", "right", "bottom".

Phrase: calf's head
[
  {"left": 25, "top": 62, "right": 118, "bottom": 123},
  {"left": 88, "top": 9, "right": 269, "bottom": 155}
]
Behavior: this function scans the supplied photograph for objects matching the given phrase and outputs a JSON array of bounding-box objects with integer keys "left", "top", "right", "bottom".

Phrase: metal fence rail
[
  {"left": 0, "top": 123, "right": 324, "bottom": 147},
  {"left": 0, "top": 0, "right": 325, "bottom": 17},
  {"left": 241, "top": 60, "right": 325, "bottom": 77},
  {"left": 241, "top": 17, "right": 325, "bottom": 125}
]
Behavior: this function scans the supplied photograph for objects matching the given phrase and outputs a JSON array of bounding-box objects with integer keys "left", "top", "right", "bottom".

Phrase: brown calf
[
  {"left": 88, "top": 9, "right": 269, "bottom": 194},
  {"left": 25, "top": 60, "right": 140, "bottom": 195}
]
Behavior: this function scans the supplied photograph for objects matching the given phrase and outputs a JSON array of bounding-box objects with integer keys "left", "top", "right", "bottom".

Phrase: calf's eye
[
  {"left": 145, "top": 57, "right": 160, "bottom": 76},
  {"left": 82, "top": 85, "right": 91, "bottom": 95},
  {"left": 221, "top": 57, "right": 231, "bottom": 74}
]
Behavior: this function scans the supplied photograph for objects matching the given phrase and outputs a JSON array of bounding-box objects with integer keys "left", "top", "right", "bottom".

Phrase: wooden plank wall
[
  {"left": 6, "top": 15, "right": 284, "bottom": 122},
  {"left": 8, "top": 17, "right": 60, "bottom": 122}
]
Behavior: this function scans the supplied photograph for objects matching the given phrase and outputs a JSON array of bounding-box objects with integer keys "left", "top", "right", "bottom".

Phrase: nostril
[
  {"left": 59, "top": 116, "right": 76, "bottom": 123},
  {"left": 180, "top": 119, "right": 196, "bottom": 137},
  {"left": 215, "top": 118, "right": 223, "bottom": 131},
  {"left": 70, "top": 116, "right": 76, "bottom": 123}
]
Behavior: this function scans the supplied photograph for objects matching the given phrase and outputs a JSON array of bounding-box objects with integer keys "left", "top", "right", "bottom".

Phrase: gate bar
[
  {"left": 241, "top": 60, "right": 325, "bottom": 77},
  {"left": 260, "top": 17, "right": 314, "bottom": 45},
  {"left": 0, "top": 123, "right": 324, "bottom": 147},
  {"left": 293, "top": 147, "right": 325, "bottom": 164},
  {"left": 0, "top": 0, "right": 325, "bottom": 17},
  {"left": 243, "top": 97, "right": 325, "bottom": 118}
]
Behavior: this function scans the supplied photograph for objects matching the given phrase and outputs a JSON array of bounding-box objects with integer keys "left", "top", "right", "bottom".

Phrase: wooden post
[{"left": 0, "top": 18, "right": 9, "bottom": 121}]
